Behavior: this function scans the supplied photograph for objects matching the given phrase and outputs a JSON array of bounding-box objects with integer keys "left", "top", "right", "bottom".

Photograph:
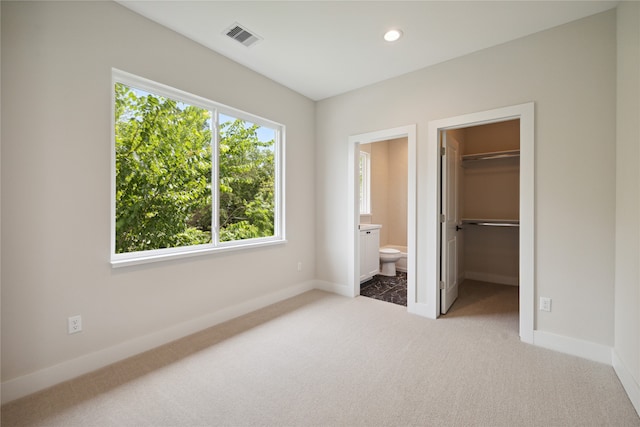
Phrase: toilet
[{"left": 379, "top": 247, "right": 402, "bottom": 276}]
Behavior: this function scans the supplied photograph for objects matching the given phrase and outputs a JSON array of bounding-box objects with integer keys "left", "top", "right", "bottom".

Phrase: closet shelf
[
  {"left": 462, "top": 218, "right": 519, "bottom": 227},
  {"left": 461, "top": 149, "right": 519, "bottom": 166}
]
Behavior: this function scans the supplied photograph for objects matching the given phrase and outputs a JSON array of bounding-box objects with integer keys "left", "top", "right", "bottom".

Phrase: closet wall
[{"left": 461, "top": 120, "right": 520, "bottom": 286}]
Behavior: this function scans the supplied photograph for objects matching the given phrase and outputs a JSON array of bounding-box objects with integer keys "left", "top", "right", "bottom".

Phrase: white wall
[
  {"left": 614, "top": 0, "right": 640, "bottom": 413},
  {"left": 316, "top": 11, "right": 616, "bottom": 345},
  {"left": 1, "top": 1, "right": 315, "bottom": 399}
]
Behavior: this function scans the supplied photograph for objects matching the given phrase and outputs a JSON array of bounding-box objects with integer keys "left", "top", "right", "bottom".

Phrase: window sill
[{"left": 111, "top": 238, "right": 287, "bottom": 268}]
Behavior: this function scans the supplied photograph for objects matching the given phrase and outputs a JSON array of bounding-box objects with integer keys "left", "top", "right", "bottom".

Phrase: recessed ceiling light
[{"left": 384, "top": 29, "right": 403, "bottom": 42}]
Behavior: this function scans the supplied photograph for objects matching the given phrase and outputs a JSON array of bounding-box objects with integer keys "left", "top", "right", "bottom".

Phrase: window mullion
[{"left": 212, "top": 109, "right": 220, "bottom": 245}]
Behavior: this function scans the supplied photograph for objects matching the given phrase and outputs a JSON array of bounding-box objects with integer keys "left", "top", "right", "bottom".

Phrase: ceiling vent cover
[{"left": 224, "top": 23, "right": 262, "bottom": 47}]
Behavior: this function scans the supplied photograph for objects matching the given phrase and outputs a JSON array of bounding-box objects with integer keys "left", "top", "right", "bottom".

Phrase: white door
[{"left": 441, "top": 131, "right": 460, "bottom": 314}]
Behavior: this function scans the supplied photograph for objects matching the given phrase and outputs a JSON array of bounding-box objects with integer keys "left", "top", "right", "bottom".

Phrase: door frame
[
  {"left": 348, "top": 125, "right": 417, "bottom": 313},
  {"left": 427, "top": 103, "right": 535, "bottom": 343}
]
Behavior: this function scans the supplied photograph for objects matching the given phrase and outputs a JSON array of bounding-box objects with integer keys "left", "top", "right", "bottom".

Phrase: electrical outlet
[
  {"left": 539, "top": 297, "right": 552, "bottom": 312},
  {"left": 297, "top": 262, "right": 302, "bottom": 271},
  {"left": 68, "top": 315, "right": 82, "bottom": 334}
]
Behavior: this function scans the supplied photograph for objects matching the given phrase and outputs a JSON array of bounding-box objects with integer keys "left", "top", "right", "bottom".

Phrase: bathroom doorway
[
  {"left": 347, "top": 125, "right": 417, "bottom": 313},
  {"left": 359, "top": 137, "right": 409, "bottom": 306}
]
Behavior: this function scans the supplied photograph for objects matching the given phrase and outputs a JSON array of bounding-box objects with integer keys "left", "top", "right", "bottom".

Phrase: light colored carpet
[{"left": 2, "top": 280, "right": 639, "bottom": 426}]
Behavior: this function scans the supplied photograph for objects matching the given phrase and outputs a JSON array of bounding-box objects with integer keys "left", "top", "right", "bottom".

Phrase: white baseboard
[
  {"left": 465, "top": 271, "right": 518, "bottom": 286},
  {"left": 6, "top": 282, "right": 634, "bottom": 415},
  {"left": 313, "top": 280, "right": 354, "bottom": 297},
  {"left": 613, "top": 350, "right": 640, "bottom": 417},
  {"left": 532, "top": 333, "right": 640, "bottom": 417},
  {"left": 533, "top": 330, "right": 612, "bottom": 365},
  {"left": 1, "top": 280, "right": 316, "bottom": 404}
]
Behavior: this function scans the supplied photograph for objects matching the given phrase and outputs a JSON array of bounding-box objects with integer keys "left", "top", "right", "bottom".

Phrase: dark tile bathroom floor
[{"left": 360, "top": 272, "right": 407, "bottom": 307}]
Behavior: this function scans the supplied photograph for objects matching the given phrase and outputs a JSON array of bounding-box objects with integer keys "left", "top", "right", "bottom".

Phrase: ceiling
[{"left": 117, "top": 1, "right": 618, "bottom": 101}]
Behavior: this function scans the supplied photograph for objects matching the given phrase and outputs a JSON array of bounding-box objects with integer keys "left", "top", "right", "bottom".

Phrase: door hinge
[
  {"left": 440, "top": 214, "right": 446, "bottom": 223},
  {"left": 439, "top": 281, "right": 445, "bottom": 290},
  {"left": 440, "top": 146, "right": 446, "bottom": 156}
]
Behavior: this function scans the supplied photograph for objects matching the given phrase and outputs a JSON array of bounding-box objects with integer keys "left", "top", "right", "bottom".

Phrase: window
[
  {"left": 111, "top": 69, "right": 284, "bottom": 266},
  {"left": 359, "top": 151, "right": 371, "bottom": 215}
]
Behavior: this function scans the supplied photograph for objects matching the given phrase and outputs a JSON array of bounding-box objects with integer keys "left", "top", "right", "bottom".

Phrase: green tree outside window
[{"left": 114, "top": 83, "right": 276, "bottom": 254}]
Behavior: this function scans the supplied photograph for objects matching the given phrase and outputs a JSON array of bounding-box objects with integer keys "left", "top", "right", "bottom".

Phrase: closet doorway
[
  {"left": 441, "top": 120, "right": 520, "bottom": 314},
  {"left": 428, "top": 103, "right": 534, "bottom": 344}
]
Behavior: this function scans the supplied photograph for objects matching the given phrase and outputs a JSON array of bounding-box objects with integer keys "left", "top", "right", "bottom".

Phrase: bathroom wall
[
  {"left": 387, "top": 138, "right": 408, "bottom": 247},
  {"left": 370, "top": 141, "right": 390, "bottom": 244},
  {"left": 368, "top": 138, "right": 408, "bottom": 248}
]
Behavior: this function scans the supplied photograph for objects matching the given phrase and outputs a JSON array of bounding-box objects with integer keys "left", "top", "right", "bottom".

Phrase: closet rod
[
  {"left": 465, "top": 221, "right": 519, "bottom": 227},
  {"left": 461, "top": 150, "right": 520, "bottom": 162},
  {"left": 462, "top": 219, "right": 519, "bottom": 227}
]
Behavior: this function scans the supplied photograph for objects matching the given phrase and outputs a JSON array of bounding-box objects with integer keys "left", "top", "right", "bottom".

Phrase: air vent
[{"left": 224, "top": 23, "right": 262, "bottom": 47}]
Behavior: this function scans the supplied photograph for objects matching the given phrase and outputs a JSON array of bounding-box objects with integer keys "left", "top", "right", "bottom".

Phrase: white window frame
[
  {"left": 359, "top": 151, "right": 371, "bottom": 215},
  {"left": 111, "top": 69, "right": 286, "bottom": 267}
]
